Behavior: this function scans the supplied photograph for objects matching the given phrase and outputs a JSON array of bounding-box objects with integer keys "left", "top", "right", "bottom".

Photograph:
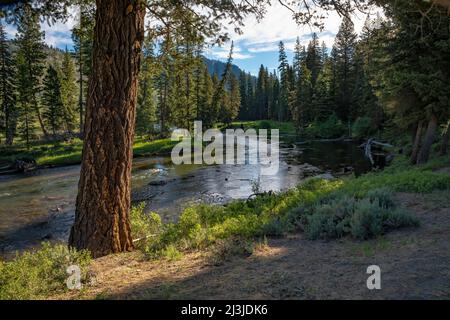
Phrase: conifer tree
[
  {"left": 0, "top": 23, "right": 16, "bottom": 145},
  {"left": 278, "top": 41, "right": 289, "bottom": 121},
  {"left": 60, "top": 48, "right": 78, "bottom": 133},
  {"left": 333, "top": 16, "right": 358, "bottom": 122},
  {"left": 71, "top": 0, "right": 94, "bottom": 134},
  {"left": 15, "top": 52, "right": 36, "bottom": 149},
  {"left": 136, "top": 35, "right": 157, "bottom": 137},
  {"left": 15, "top": 4, "right": 47, "bottom": 137},
  {"left": 42, "top": 65, "right": 64, "bottom": 136}
]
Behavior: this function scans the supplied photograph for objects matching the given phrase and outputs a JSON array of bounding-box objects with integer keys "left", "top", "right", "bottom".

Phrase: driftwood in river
[{"left": 360, "top": 139, "right": 394, "bottom": 165}]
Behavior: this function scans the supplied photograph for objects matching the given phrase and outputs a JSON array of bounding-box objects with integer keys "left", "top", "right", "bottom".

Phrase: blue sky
[{"left": 2, "top": 2, "right": 379, "bottom": 76}]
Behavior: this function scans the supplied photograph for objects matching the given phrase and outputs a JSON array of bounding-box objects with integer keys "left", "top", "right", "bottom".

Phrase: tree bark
[
  {"left": 410, "top": 121, "right": 423, "bottom": 165},
  {"left": 78, "top": 45, "right": 84, "bottom": 137},
  {"left": 441, "top": 122, "right": 450, "bottom": 155},
  {"left": 69, "top": 0, "right": 145, "bottom": 258},
  {"left": 417, "top": 114, "right": 438, "bottom": 165}
]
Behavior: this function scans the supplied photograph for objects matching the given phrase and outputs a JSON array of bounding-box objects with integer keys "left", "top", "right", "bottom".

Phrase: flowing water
[{"left": 0, "top": 136, "right": 372, "bottom": 256}]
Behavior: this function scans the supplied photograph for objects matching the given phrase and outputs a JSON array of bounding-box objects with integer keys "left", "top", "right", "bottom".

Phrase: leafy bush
[
  {"left": 259, "top": 120, "right": 272, "bottom": 130},
  {"left": 306, "top": 114, "right": 347, "bottom": 139},
  {"left": 0, "top": 243, "right": 91, "bottom": 300},
  {"left": 130, "top": 203, "right": 163, "bottom": 247},
  {"left": 305, "top": 189, "right": 419, "bottom": 240},
  {"left": 134, "top": 178, "right": 342, "bottom": 258},
  {"left": 351, "top": 116, "right": 374, "bottom": 138},
  {"left": 340, "top": 169, "right": 450, "bottom": 196}
]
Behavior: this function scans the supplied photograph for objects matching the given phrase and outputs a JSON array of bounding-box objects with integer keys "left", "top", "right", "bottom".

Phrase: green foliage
[
  {"left": 305, "top": 114, "right": 346, "bottom": 138},
  {"left": 0, "top": 242, "right": 91, "bottom": 300},
  {"left": 59, "top": 49, "right": 78, "bottom": 132},
  {"left": 340, "top": 169, "right": 450, "bottom": 196},
  {"left": 305, "top": 189, "right": 419, "bottom": 240},
  {"left": 0, "top": 138, "right": 177, "bottom": 167},
  {"left": 129, "top": 152, "right": 450, "bottom": 260},
  {"left": 132, "top": 178, "right": 343, "bottom": 258},
  {"left": 351, "top": 116, "right": 373, "bottom": 138},
  {"left": 229, "top": 120, "right": 295, "bottom": 135},
  {"left": 42, "top": 65, "right": 64, "bottom": 135},
  {"left": 0, "top": 23, "right": 16, "bottom": 145},
  {"left": 130, "top": 203, "right": 162, "bottom": 247}
]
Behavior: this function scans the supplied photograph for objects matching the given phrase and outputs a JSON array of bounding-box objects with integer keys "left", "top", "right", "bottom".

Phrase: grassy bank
[
  {"left": 228, "top": 120, "right": 296, "bottom": 135},
  {"left": 132, "top": 156, "right": 449, "bottom": 260},
  {"left": 0, "top": 121, "right": 294, "bottom": 169},
  {"left": 1, "top": 132, "right": 449, "bottom": 299},
  {"left": 0, "top": 137, "right": 177, "bottom": 168}
]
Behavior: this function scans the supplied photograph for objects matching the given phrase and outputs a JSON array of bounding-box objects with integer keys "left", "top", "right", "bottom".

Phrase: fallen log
[{"left": 360, "top": 139, "right": 394, "bottom": 166}]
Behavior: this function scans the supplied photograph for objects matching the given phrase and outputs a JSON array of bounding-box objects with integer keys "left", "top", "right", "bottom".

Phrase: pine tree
[
  {"left": 313, "top": 56, "right": 334, "bottom": 121},
  {"left": 238, "top": 70, "right": 248, "bottom": 120},
  {"left": 278, "top": 41, "right": 289, "bottom": 121},
  {"left": 15, "top": 4, "right": 47, "bottom": 137},
  {"left": 0, "top": 23, "right": 16, "bottom": 145},
  {"left": 229, "top": 74, "right": 241, "bottom": 121},
  {"left": 290, "top": 60, "right": 312, "bottom": 130},
  {"left": 42, "top": 65, "right": 64, "bottom": 136},
  {"left": 246, "top": 73, "right": 255, "bottom": 119},
  {"left": 60, "top": 48, "right": 78, "bottom": 133},
  {"left": 255, "top": 65, "right": 267, "bottom": 120},
  {"left": 136, "top": 36, "right": 157, "bottom": 137},
  {"left": 305, "top": 33, "right": 323, "bottom": 85},
  {"left": 15, "top": 52, "right": 36, "bottom": 149},
  {"left": 72, "top": 0, "right": 94, "bottom": 134},
  {"left": 333, "top": 16, "right": 358, "bottom": 123},
  {"left": 197, "top": 64, "right": 213, "bottom": 126}
]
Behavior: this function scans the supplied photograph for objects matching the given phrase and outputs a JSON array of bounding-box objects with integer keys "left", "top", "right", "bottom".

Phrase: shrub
[
  {"left": 130, "top": 203, "right": 162, "bottom": 247},
  {"left": 306, "top": 114, "right": 347, "bottom": 139},
  {"left": 161, "top": 245, "right": 183, "bottom": 261},
  {"left": 259, "top": 120, "right": 272, "bottom": 130},
  {"left": 0, "top": 242, "right": 91, "bottom": 300},
  {"left": 304, "top": 189, "right": 419, "bottom": 240},
  {"left": 352, "top": 116, "right": 373, "bottom": 138}
]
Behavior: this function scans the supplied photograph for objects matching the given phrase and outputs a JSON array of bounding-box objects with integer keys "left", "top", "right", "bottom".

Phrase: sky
[{"left": 2, "top": 2, "right": 382, "bottom": 76}]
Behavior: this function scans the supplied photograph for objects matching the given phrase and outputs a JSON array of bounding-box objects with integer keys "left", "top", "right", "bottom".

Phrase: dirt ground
[{"left": 55, "top": 192, "right": 450, "bottom": 300}]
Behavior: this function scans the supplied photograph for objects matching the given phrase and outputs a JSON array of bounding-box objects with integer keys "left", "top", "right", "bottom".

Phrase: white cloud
[
  {"left": 2, "top": 7, "right": 77, "bottom": 48},
  {"left": 206, "top": 42, "right": 254, "bottom": 60},
  {"left": 223, "top": 2, "right": 383, "bottom": 53}
]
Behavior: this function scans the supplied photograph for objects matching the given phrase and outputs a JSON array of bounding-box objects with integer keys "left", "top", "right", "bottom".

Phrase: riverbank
[
  {"left": 1, "top": 149, "right": 449, "bottom": 299},
  {"left": 0, "top": 137, "right": 177, "bottom": 171},
  {"left": 0, "top": 120, "right": 369, "bottom": 172},
  {"left": 0, "top": 121, "right": 292, "bottom": 171}
]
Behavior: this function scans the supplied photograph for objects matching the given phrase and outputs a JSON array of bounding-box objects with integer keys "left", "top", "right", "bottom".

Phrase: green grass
[
  {"left": 0, "top": 137, "right": 176, "bottom": 168},
  {"left": 227, "top": 120, "right": 296, "bottom": 135},
  {"left": 133, "top": 138, "right": 177, "bottom": 157},
  {"left": 132, "top": 152, "right": 450, "bottom": 259},
  {"left": 0, "top": 242, "right": 91, "bottom": 300}
]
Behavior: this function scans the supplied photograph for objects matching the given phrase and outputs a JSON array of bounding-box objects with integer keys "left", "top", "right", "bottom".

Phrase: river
[{"left": 0, "top": 136, "right": 371, "bottom": 257}]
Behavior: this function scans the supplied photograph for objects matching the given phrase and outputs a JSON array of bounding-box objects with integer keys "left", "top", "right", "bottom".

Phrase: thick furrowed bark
[
  {"left": 410, "top": 121, "right": 423, "bottom": 165},
  {"left": 417, "top": 114, "right": 438, "bottom": 165},
  {"left": 69, "top": 0, "right": 145, "bottom": 258},
  {"left": 441, "top": 123, "right": 450, "bottom": 155}
]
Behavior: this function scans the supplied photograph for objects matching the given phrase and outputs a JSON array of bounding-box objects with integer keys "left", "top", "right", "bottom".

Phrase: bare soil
[{"left": 54, "top": 192, "right": 450, "bottom": 300}]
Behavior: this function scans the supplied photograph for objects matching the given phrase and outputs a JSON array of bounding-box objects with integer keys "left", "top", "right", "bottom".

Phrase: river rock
[
  {"left": 298, "top": 163, "right": 322, "bottom": 176},
  {"left": 14, "top": 159, "right": 37, "bottom": 173},
  {"left": 316, "top": 173, "right": 335, "bottom": 180},
  {"left": 148, "top": 180, "right": 168, "bottom": 186}
]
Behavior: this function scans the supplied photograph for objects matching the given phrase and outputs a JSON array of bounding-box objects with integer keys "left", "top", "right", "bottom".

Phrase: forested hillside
[{"left": 1, "top": 1, "right": 448, "bottom": 167}]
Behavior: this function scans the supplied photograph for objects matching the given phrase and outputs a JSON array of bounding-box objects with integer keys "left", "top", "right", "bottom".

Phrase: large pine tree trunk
[
  {"left": 441, "top": 123, "right": 450, "bottom": 155},
  {"left": 417, "top": 114, "right": 438, "bottom": 165},
  {"left": 69, "top": 0, "right": 145, "bottom": 258},
  {"left": 78, "top": 47, "right": 84, "bottom": 137},
  {"left": 410, "top": 121, "right": 423, "bottom": 165}
]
